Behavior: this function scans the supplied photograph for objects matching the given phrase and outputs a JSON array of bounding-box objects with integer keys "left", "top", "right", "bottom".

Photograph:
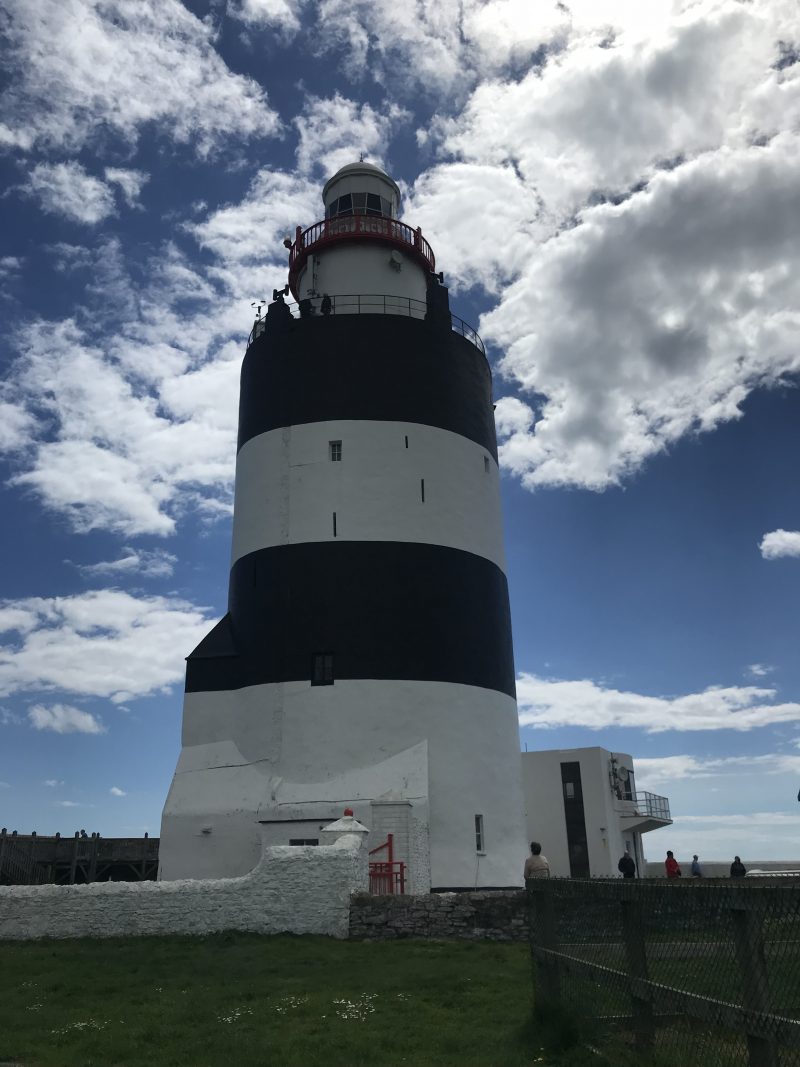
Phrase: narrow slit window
[
  {"left": 332, "top": 512, "right": 337, "bottom": 537},
  {"left": 475, "top": 814, "right": 485, "bottom": 853},
  {"left": 289, "top": 839, "right": 319, "bottom": 846},
  {"left": 311, "top": 653, "right": 334, "bottom": 686},
  {"left": 420, "top": 478, "right": 425, "bottom": 502},
  {"left": 484, "top": 456, "right": 490, "bottom": 473},
  {"left": 329, "top": 440, "right": 342, "bottom": 461},
  {"left": 404, "top": 435, "right": 409, "bottom": 449}
]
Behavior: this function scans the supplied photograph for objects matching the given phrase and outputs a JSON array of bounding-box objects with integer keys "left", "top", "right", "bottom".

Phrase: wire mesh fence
[{"left": 528, "top": 878, "right": 800, "bottom": 1066}]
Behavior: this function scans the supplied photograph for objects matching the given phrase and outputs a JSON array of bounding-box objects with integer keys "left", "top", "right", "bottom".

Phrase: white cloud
[
  {"left": 109, "top": 786, "right": 127, "bottom": 796},
  {"left": 229, "top": 0, "right": 305, "bottom": 35},
  {"left": 0, "top": 0, "right": 279, "bottom": 155},
  {"left": 0, "top": 256, "right": 23, "bottom": 281},
  {"left": 403, "top": 0, "right": 800, "bottom": 492},
  {"left": 517, "top": 673, "right": 800, "bottom": 733},
  {"left": 56, "top": 799, "right": 85, "bottom": 807},
  {"left": 647, "top": 810, "right": 800, "bottom": 863},
  {"left": 293, "top": 94, "right": 409, "bottom": 177},
  {"left": 44, "top": 779, "right": 65, "bottom": 787},
  {"left": 0, "top": 401, "right": 34, "bottom": 453},
  {"left": 748, "top": 663, "right": 775, "bottom": 678},
  {"left": 760, "top": 530, "right": 800, "bottom": 560},
  {"left": 24, "top": 162, "right": 116, "bottom": 225},
  {"left": 104, "top": 168, "right": 149, "bottom": 208},
  {"left": 0, "top": 591, "right": 214, "bottom": 703},
  {"left": 635, "top": 753, "right": 800, "bottom": 788},
  {"left": 73, "top": 548, "right": 177, "bottom": 580},
  {"left": 28, "top": 703, "right": 106, "bottom": 735}
]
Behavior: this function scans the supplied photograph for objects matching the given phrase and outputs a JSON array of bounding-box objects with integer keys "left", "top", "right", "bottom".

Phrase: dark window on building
[
  {"left": 337, "top": 194, "right": 352, "bottom": 215},
  {"left": 475, "top": 814, "right": 485, "bottom": 852},
  {"left": 404, "top": 435, "right": 409, "bottom": 449},
  {"left": 352, "top": 192, "right": 367, "bottom": 212},
  {"left": 289, "top": 839, "right": 319, "bottom": 846},
  {"left": 380, "top": 196, "right": 392, "bottom": 217},
  {"left": 561, "top": 761, "right": 590, "bottom": 878},
  {"left": 420, "top": 478, "right": 425, "bottom": 502},
  {"left": 332, "top": 512, "right": 337, "bottom": 537},
  {"left": 329, "top": 440, "right": 342, "bottom": 461},
  {"left": 366, "top": 193, "right": 382, "bottom": 216},
  {"left": 484, "top": 456, "right": 490, "bottom": 473},
  {"left": 311, "top": 653, "right": 334, "bottom": 685}
]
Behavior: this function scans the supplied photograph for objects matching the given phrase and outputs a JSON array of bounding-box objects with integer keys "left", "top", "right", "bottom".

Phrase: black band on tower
[
  {"left": 238, "top": 315, "right": 499, "bottom": 459},
  {"left": 186, "top": 541, "right": 516, "bottom": 698}
]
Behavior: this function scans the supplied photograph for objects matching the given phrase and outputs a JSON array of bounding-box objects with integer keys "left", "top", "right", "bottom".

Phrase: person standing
[
  {"left": 524, "top": 841, "right": 551, "bottom": 879},
  {"left": 665, "top": 850, "right": 682, "bottom": 878},
  {"left": 618, "top": 852, "right": 636, "bottom": 878},
  {"left": 730, "top": 855, "right": 747, "bottom": 878},
  {"left": 691, "top": 854, "right": 703, "bottom": 878}
]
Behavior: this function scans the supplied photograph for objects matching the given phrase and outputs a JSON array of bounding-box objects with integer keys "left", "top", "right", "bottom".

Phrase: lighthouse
[{"left": 159, "top": 162, "right": 527, "bottom": 890}]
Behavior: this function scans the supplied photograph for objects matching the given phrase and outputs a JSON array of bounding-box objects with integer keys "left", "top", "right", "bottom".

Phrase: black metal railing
[
  {"left": 634, "top": 791, "right": 671, "bottom": 821},
  {"left": 248, "top": 294, "right": 485, "bottom": 355}
]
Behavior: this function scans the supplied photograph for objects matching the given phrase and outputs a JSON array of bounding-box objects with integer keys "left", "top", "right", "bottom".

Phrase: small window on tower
[
  {"left": 337, "top": 194, "right": 352, "bottom": 216},
  {"left": 484, "top": 456, "right": 490, "bottom": 473},
  {"left": 329, "top": 440, "right": 342, "bottom": 461},
  {"left": 311, "top": 653, "right": 334, "bottom": 686},
  {"left": 366, "top": 193, "right": 382, "bottom": 216},
  {"left": 352, "top": 192, "right": 367, "bottom": 213},
  {"left": 475, "top": 814, "right": 485, "bottom": 853},
  {"left": 380, "top": 197, "right": 392, "bottom": 217}
]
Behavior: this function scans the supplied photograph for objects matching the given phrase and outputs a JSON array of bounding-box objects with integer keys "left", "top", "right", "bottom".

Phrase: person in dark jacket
[
  {"left": 730, "top": 856, "right": 747, "bottom": 878},
  {"left": 618, "top": 852, "right": 636, "bottom": 878}
]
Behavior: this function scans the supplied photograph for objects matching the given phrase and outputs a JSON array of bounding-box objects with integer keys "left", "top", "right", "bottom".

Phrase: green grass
[{"left": 0, "top": 934, "right": 608, "bottom": 1067}]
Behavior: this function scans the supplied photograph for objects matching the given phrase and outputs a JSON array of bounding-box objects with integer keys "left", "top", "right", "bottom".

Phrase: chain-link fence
[{"left": 528, "top": 878, "right": 800, "bottom": 1066}]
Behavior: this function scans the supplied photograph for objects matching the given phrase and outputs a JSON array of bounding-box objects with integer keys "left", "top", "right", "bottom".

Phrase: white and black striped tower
[{"left": 160, "top": 162, "right": 527, "bottom": 889}]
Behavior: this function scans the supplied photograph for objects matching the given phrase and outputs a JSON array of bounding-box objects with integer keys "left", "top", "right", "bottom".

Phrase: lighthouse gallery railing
[{"left": 248, "top": 294, "right": 485, "bottom": 355}]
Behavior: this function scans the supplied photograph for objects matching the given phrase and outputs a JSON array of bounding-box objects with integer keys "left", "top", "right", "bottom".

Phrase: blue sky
[{"left": 1, "top": 0, "right": 800, "bottom": 862}]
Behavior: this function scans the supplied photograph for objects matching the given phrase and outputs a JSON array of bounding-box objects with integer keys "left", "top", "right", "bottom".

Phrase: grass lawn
[{"left": 0, "top": 933, "right": 605, "bottom": 1067}]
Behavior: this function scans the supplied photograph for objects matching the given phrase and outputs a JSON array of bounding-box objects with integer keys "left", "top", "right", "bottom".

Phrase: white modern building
[
  {"left": 521, "top": 747, "right": 672, "bottom": 878},
  {"left": 159, "top": 162, "right": 528, "bottom": 890}
]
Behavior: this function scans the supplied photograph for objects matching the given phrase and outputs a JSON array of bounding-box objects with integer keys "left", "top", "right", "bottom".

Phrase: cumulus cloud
[
  {"left": 0, "top": 591, "right": 214, "bottom": 704},
  {"left": 0, "top": 0, "right": 279, "bottom": 154},
  {"left": 403, "top": 0, "right": 800, "bottom": 491},
  {"left": 104, "top": 168, "right": 149, "bottom": 208},
  {"left": 635, "top": 753, "right": 800, "bottom": 788},
  {"left": 748, "top": 663, "right": 775, "bottom": 678},
  {"left": 0, "top": 256, "right": 23, "bottom": 281},
  {"left": 44, "top": 779, "right": 65, "bottom": 787},
  {"left": 28, "top": 703, "right": 105, "bottom": 734},
  {"left": 109, "top": 786, "right": 127, "bottom": 796},
  {"left": 229, "top": 0, "right": 306, "bottom": 35},
  {"left": 294, "top": 94, "right": 410, "bottom": 177},
  {"left": 24, "top": 162, "right": 116, "bottom": 225},
  {"left": 72, "top": 548, "right": 177, "bottom": 580},
  {"left": 760, "top": 530, "right": 800, "bottom": 559},
  {"left": 517, "top": 673, "right": 800, "bottom": 732}
]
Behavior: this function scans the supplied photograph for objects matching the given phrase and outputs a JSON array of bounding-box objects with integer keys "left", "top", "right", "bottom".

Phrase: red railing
[
  {"left": 368, "top": 833, "right": 407, "bottom": 895},
  {"left": 287, "top": 216, "right": 435, "bottom": 297}
]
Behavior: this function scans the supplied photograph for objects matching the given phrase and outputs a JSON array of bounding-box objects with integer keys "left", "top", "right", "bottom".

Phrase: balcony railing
[
  {"left": 287, "top": 216, "right": 435, "bottom": 295},
  {"left": 634, "top": 791, "right": 671, "bottom": 821},
  {"left": 248, "top": 294, "right": 485, "bottom": 355}
]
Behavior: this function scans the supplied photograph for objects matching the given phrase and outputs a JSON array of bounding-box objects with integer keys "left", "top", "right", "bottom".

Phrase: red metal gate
[{"left": 368, "top": 833, "right": 406, "bottom": 894}]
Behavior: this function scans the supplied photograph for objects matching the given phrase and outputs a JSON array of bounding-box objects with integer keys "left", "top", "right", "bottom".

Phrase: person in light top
[{"left": 524, "top": 841, "right": 551, "bottom": 879}]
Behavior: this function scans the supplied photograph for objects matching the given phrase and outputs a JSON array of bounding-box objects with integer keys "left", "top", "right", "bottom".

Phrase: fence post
[
  {"left": 0, "top": 828, "right": 6, "bottom": 879},
  {"left": 88, "top": 833, "right": 99, "bottom": 882},
  {"left": 528, "top": 882, "right": 561, "bottom": 1008},
  {"left": 69, "top": 831, "right": 79, "bottom": 884},
  {"left": 731, "top": 904, "right": 779, "bottom": 1067},
  {"left": 621, "top": 897, "right": 654, "bottom": 1050}
]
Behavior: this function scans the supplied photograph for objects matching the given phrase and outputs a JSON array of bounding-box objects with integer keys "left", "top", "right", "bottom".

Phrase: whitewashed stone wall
[{"left": 0, "top": 831, "right": 367, "bottom": 942}]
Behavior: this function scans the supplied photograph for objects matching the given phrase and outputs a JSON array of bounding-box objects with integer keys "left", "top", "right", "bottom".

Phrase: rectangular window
[
  {"left": 404, "top": 435, "right": 409, "bottom": 449},
  {"left": 475, "top": 814, "right": 485, "bottom": 852},
  {"left": 329, "top": 440, "right": 342, "bottom": 461},
  {"left": 484, "top": 456, "right": 490, "bottom": 473},
  {"left": 311, "top": 653, "right": 334, "bottom": 686},
  {"left": 564, "top": 781, "right": 575, "bottom": 800},
  {"left": 332, "top": 512, "right": 337, "bottom": 537},
  {"left": 420, "top": 478, "right": 425, "bottom": 502},
  {"left": 289, "top": 839, "right": 319, "bottom": 846}
]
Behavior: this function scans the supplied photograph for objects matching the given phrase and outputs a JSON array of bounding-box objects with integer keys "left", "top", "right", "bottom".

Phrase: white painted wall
[
  {"left": 297, "top": 243, "right": 428, "bottom": 305},
  {"left": 231, "top": 422, "right": 505, "bottom": 571},
  {"left": 0, "top": 830, "right": 367, "bottom": 941},
  {"left": 521, "top": 748, "right": 660, "bottom": 878},
  {"left": 161, "top": 679, "right": 526, "bottom": 889}
]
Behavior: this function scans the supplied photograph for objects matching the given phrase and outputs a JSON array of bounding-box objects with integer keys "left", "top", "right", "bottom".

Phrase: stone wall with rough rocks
[
  {"left": 348, "top": 890, "right": 528, "bottom": 941},
  {"left": 0, "top": 832, "right": 367, "bottom": 942}
]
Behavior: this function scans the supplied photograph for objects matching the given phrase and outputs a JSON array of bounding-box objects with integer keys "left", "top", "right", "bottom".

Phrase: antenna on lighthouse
[{"left": 251, "top": 299, "right": 267, "bottom": 320}]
